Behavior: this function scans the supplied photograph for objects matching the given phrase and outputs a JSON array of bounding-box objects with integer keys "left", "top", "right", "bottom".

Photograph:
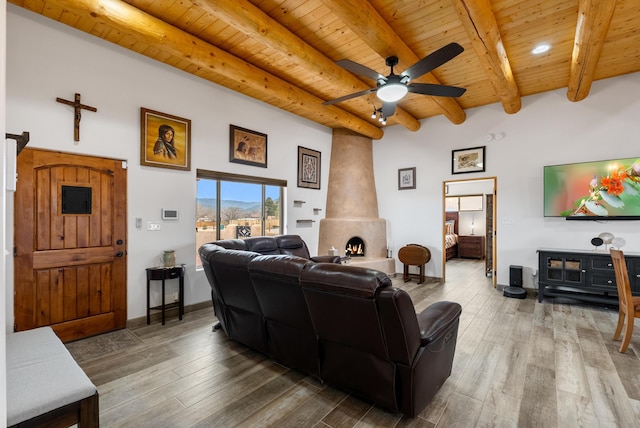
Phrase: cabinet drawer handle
[
  {"left": 607, "top": 280, "right": 613, "bottom": 284},
  {"left": 581, "top": 269, "right": 586, "bottom": 273},
  {"left": 607, "top": 263, "right": 612, "bottom": 267}
]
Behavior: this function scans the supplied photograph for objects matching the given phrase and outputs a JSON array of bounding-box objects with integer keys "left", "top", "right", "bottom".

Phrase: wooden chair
[{"left": 610, "top": 249, "right": 640, "bottom": 353}]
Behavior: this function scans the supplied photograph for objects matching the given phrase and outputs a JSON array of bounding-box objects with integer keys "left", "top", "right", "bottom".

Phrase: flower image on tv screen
[{"left": 543, "top": 157, "right": 640, "bottom": 218}]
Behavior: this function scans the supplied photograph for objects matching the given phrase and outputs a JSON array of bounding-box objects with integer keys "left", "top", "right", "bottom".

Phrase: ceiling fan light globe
[{"left": 377, "top": 83, "right": 408, "bottom": 102}]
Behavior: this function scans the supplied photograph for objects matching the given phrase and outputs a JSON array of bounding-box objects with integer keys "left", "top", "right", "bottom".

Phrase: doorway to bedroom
[{"left": 443, "top": 177, "right": 497, "bottom": 287}]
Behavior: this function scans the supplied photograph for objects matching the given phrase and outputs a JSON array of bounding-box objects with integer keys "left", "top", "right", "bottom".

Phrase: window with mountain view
[{"left": 195, "top": 170, "right": 285, "bottom": 268}]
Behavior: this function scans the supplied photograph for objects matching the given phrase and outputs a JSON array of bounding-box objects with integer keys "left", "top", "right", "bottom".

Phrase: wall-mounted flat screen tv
[{"left": 544, "top": 157, "right": 640, "bottom": 220}]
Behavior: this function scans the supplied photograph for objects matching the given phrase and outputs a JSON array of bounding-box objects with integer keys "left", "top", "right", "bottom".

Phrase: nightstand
[{"left": 458, "top": 235, "right": 485, "bottom": 259}]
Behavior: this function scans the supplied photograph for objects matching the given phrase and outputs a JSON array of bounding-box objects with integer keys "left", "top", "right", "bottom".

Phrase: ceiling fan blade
[
  {"left": 336, "top": 59, "right": 385, "bottom": 81},
  {"left": 381, "top": 102, "right": 396, "bottom": 118},
  {"left": 401, "top": 42, "right": 464, "bottom": 80},
  {"left": 408, "top": 83, "right": 467, "bottom": 98},
  {"left": 322, "top": 87, "right": 377, "bottom": 105}
]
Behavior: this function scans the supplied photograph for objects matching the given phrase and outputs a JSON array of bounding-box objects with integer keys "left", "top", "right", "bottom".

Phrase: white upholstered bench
[{"left": 6, "top": 327, "right": 99, "bottom": 427}]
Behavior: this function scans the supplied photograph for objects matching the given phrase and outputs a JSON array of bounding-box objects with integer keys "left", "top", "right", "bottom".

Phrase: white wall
[
  {"left": 6, "top": 5, "right": 332, "bottom": 323},
  {"left": 6, "top": 4, "right": 640, "bottom": 328},
  {"left": 375, "top": 72, "right": 640, "bottom": 285}
]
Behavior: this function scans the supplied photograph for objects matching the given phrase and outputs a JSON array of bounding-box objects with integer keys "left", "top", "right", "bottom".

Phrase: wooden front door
[{"left": 14, "top": 148, "right": 127, "bottom": 341}]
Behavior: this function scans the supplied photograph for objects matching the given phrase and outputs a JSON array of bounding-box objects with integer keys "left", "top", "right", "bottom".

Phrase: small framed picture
[
  {"left": 452, "top": 146, "right": 485, "bottom": 174},
  {"left": 398, "top": 167, "right": 416, "bottom": 190},
  {"left": 297, "top": 146, "right": 321, "bottom": 189},
  {"left": 229, "top": 125, "right": 268, "bottom": 168},
  {"left": 140, "top": 108, "right": 191, "bottom": 171}
]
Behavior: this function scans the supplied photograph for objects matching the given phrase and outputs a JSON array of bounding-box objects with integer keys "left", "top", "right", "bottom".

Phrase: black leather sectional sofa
[{"left": 198, "top": 235, "right": 462, "bottom": 417}]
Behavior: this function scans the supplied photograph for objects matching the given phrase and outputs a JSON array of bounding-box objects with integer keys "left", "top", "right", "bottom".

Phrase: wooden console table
[
  {"left": 146, "top": 265, "right": 185, "bottom": 325},
  {"left": 537, "top": 248, "right": 640, "bottom": 305}
]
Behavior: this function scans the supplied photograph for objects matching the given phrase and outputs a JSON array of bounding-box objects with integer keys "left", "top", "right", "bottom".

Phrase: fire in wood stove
[{"left": 345, "top": 237, "right": 365, "bottom": 257}]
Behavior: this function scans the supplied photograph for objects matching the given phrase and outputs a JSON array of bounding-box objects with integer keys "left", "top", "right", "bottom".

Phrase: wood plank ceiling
[{"left": 10, "top": 0, "right": 640, "bottom": 139}]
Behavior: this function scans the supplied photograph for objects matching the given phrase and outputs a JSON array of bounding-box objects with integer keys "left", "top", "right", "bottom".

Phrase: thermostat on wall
[{"left": 162, "top": 209, "right": 179, "bottom": 220}]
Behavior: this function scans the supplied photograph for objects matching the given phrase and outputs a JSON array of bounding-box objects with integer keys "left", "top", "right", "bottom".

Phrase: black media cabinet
[{"left": 537, "top": 248, "right": 640, "bottom": 305}]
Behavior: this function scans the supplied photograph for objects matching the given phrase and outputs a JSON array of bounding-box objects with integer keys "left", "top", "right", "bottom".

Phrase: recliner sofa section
[
  {"left": 249, "top": 254, "right": 320, "bottom": 378},
  {"left": 300, "top": 263, "right": 461, "bottom": 417},
  {"left": 198, "top": 235, "right": 462, "bottom": 417}
]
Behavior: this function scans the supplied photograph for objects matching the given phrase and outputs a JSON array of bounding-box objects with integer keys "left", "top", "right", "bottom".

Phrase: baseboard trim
[{"left": 126, "top": 301, "right": 212, "bottom": 329}]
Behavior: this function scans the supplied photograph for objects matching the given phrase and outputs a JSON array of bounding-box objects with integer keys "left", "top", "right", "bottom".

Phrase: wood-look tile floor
[{"left": 66, "top": 259, "right": 640, "bottom": 427}]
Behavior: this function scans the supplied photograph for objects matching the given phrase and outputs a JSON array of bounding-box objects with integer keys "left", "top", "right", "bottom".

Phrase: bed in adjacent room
[{"left": 445, "top": 212, "right": 458, "bottom": 261}]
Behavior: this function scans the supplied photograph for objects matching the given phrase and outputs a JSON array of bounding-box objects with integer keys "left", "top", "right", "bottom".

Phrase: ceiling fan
[{"left": 323, "top": 42, "right": 467, "bottom": 119}]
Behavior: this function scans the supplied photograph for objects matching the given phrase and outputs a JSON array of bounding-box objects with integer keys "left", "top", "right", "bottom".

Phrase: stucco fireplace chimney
[{"left": 318, "top": 129, "right": 395, "bottom": 274}]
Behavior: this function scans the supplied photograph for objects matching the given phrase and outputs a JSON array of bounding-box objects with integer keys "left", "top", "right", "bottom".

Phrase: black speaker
[{"left": 509, "top": 265, "right": 523, "bottom": 287}]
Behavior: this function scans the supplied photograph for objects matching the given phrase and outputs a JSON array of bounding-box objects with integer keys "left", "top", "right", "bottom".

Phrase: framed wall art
[
  {"left": 297, "top": 146, "right": 321, "bottom": 189},
  {"left": 398, "top": 167, "right": 416, "bottom": 190},
  {"left": 452, "top": 146, "right": 485, "bottom": 174},
  {"left": 229, "top": 125, "right": 268, "bottom": 168},
  {"left": 140, "top": 108, "right": 191, "bottom": 171}
]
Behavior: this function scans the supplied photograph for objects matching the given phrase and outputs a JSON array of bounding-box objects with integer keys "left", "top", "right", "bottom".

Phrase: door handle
[{"left": 115, "top": 251, "right": 124, "bottom": 257}]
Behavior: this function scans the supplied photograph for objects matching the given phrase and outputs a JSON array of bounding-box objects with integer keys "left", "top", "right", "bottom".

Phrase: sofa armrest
[
  {"left": 310, "top": 255, "right": 341, "bottom": 264},
  {"left": 417, "top": 301, "right": 462, "bottom": 346}
]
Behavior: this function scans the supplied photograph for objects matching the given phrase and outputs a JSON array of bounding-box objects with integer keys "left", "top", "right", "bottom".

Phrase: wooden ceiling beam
[
  {"left": 14, "top": 0, "right": 383, "bottom": 139},
  {"left": 567, "top": 0, "right": 618, "bottom": 102},
  {"left": 194, "top": 0, "right": 420, "bottom": 132},
  {"left": 451, "top": 0, "right": 521, "bottom": 114},
  {"left": 320, "top": 0, "right": 467, "bottom": 125}
]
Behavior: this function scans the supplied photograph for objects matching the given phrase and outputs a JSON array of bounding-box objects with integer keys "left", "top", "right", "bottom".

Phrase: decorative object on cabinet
[
  {"left": 140, "top": 108, "right": 191, "bottom": 171},
  {"left": 452, "top": 146, "right": 485, "bottom": 174},
  {"left": 229, "top": 125, "right": 267, "bottom": 168},
  {"left": 398, "top": 167, "right": 416, "bottom": 190},
  {"left": 599, "top": 232, "right": 615, "bottom": 249},
  {"left": 612, "top": 237, "right": 626, "bottom": 249},
  {"left": 537, "top": 248, "right": 640, "bottom": 305},
  {"left": 297, "top": 146, "right": 321, "bottom": 189},
  {"left": 591, "top": 237, "right": 604, "bottom": 249},
  {"left": 458, "top": 235, "right": 485, "bottom": 259}
]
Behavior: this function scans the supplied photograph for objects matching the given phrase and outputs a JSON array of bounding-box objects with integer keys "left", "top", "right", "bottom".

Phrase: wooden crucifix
[{"left": 56, "top": 93, "right": 97, "bottom": 142}]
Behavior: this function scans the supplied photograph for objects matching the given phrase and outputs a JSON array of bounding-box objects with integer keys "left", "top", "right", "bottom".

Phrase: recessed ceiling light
[{"left": 532, "top": 44, "right": 551, "bottom": 54}]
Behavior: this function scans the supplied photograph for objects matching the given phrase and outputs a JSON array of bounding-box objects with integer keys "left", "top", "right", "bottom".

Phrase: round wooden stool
[{"left": 398, "top": 244, "right": 431, "bottom": 284}]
